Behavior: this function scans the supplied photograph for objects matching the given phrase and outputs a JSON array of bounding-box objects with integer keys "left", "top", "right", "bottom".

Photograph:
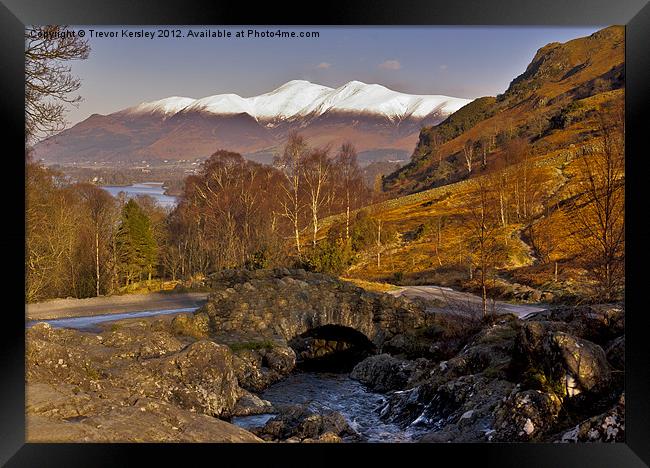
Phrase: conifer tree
[{"left": 116, "top": 199, "right": 157, "bottom": 285}]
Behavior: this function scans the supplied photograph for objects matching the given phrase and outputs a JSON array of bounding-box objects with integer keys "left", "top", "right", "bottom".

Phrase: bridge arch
[{"left": 288, "top": 324, "right": 377, "bottom": 371}]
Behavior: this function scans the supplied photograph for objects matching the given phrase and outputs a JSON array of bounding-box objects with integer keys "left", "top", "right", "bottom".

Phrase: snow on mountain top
[
  {"left": 123, "top": 81, "right": 473, "bottom": 121},
  {"left": 185, "top": 93, "right": 253, "bottom": 115},
  {"left": 250, "top": 81, "right": 333, "bottom": 119},
  {"left": 126, "top": 96, "right": 197, "bottom": 115}
]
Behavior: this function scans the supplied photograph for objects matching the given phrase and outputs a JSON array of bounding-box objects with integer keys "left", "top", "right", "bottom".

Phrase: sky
[{"left": 63, "top": 25, "right": 604, "bottom": 126}]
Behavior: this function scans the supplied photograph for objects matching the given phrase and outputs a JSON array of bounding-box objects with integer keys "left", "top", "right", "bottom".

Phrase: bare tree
[
  {"left": 463, "top": 139, "right": 475, "bottom": 174},
  {"left": 465, "top": 177, "right": 503, "bottom": 317},
  {"left": 303, "top": 148, "right": 332, "bottom": 247},
  {"left": 25, "top": 25, "right": 90, "bottom": 144},
  {"left": 77, "top": 184, "right": 118, "bottom": 296},
  {"left": 376, "top": 218, "right": 383, "bottom": 268},
  {"left": 434, "top": 216, "right": 444, "bottom": 267},
  {"left": 335, "top": 143, "right": 362, "bottom": 241},
  {"left": 479, "top": 136, "right": 490, "bottom": 168},
  {"left": 568, "top": 104, "right": 625, "bottom": 301},
  {"left": 275, "top": 132, "right": 308, "bottom": 256}
]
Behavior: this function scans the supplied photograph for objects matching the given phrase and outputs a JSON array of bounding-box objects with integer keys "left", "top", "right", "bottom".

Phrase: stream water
[{"left": 232, "top": 372, "right": 425, "bottom": 442}]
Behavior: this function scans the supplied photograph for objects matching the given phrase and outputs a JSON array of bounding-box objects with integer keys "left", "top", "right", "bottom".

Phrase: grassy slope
[{"left": 314, "top": 27, "right": 624, "bottom": 300}]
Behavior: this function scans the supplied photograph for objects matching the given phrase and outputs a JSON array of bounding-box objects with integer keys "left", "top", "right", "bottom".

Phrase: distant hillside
[
  {"left": 383, "top": 26, "right": 624, "bottom": 195},
  {"left": 31, "top": 80, "right": 471, "bottom": 165}
]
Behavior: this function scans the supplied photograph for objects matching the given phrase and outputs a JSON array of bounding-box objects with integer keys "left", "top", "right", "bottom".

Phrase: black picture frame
[{"left": 2, "top": 1, "right": 649, "bottom": 466}]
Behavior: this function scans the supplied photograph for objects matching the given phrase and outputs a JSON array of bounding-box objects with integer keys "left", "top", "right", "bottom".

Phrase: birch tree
[
  {"left": 303, "top": 148, "right": 332, "bottom": 247},
  {"left": 335, "top": 143, "right": 362, "bottom": 241},
  {"left": 275, "top": 132, "right": 308, "bottom": 256}
]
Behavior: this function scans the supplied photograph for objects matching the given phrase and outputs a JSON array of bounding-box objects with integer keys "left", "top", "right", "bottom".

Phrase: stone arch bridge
[{"left": 189, "top": 269, "right": 426, "bottom": 349}]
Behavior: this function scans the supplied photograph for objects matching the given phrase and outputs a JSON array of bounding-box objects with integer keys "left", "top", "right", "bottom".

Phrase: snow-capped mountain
[
  {"left": 121, "top": 80, "right": 471, "bottom": 122},
  {"left": 33, "top": 80, "right": 473, "bottom": 165}
]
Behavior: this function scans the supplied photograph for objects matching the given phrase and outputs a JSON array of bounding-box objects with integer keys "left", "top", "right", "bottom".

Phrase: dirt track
[
  {"left": 26, "top": 292, "right": 209, "bottom": 321},
  {"left": 388, "top": 285, "right": 547, "bottom": 319}
]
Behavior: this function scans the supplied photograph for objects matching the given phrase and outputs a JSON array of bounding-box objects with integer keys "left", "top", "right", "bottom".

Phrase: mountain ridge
[
  {"left": 119, "top": 80, "right": 472, "bottom": 123},
  {"left": 32, "top": 80, "right": 472, "bottom": 165}
]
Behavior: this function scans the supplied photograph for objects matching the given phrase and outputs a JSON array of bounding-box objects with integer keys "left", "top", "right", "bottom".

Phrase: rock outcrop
[
  {"left": 26, "top": 321, "right": 261, "bottom": 442},
  {"left": 514, "top": 320, "right": 613, "bottom": 399},
  {"left": 231, "top": 345, "right": 297, "bottom": 392},
  {"left": 351, "top": 304, "right": 624, "bottom": 443}
]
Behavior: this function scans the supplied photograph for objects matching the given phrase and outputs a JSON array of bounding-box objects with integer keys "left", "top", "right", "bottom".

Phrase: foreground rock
[
  {"left": 251, "top": 405, "right": 361, "bottom": 443},
  {"left": 556, "top": 393, "right": 625, "bottom": 443},
  {"left": 27, "top": 383, "right": 260, "bottom": 442},
  {"left": 26, "top": 321, "right": 261, "bottom": 442},
  {"left": 351, "top": 354, "right": 413, "bottom": 392},
  {"left": 231, "top": 346, "right": 297, "bottom": 392},
  {"left": 26, "top": 268, "right": 624, "bottom": 444}
]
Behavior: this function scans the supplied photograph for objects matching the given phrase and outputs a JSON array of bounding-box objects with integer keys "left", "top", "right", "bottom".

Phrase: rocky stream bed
[{"left": 26, "top": 269, "right": 625, "bottom": 443}]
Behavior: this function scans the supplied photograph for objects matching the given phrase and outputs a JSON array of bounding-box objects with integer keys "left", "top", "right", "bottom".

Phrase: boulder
[
  {"left": 605, "top": 335, "right": 625, "bottom": 371},
  {"left": 262, "top": 346, "right": 296, "bottom": 374},
  {"left": 26, "top": 322, "right": 261, "bottom": 443},
  {"left": 529, "top": 303, "right": 624, "bottom": 345},
  {"left": 132, "top": 340, "right": 241, "bottom": 418},
  {"left": 557, "top": 393, "right": 625, "bottom": 443},
  {"left": 544, "top": 332, "right": 611, "bottom": 397},
  {"left": 231, "top": 346, "right": 296, "bottom": 393},
  {"left": 252, "top": 405, "right": 359, "bottom": 442},
  {"left": 27, "top": 395, "right": 261, "bottom": 443},
  {"left": 232, "top": 391, "right": 274, "bottom": 417},
  {"left": 351, "top": 354, "right": 412, "bottom": 392},
  {"left": 493, "top": 389, "right": 562, "bottom": 441},
  {"left": 171, "top": 312, "right": 210, "bottom": 339},
  {"left": 513, "top": 322, "right": 612, "bottom": 399},
  {"left": 232, "top": 351, "right": 269, "bottom": 392}
]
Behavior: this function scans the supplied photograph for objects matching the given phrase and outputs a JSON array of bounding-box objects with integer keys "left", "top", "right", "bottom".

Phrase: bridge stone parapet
[{"left": 193, "top": 268, "right": 426, "bottom": 348}]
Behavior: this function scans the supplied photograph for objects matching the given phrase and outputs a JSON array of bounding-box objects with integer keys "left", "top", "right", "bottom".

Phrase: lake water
[{"left": 101, "top": 182, "right": 178, "bottom": 209}]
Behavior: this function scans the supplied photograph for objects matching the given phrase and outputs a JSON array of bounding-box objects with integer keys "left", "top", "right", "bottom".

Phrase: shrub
[
  {"left": 229, "top": 340, "right": 275, "bottom": 352},
  {"left": 244, "top": 247, "right": 273, "bottom": 270},
  {"left": 304, "top": 238, "right": 355, "bottom": 275}
]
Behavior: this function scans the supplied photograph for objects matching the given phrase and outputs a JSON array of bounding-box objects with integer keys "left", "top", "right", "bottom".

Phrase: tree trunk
[
  {"left": 345, "top": 191, "right": 350, "bottom": 241},
  {"left": 294, "top": 182, "right": 301, "bottom": 255},
  {"left": 294, "top": 218, "right": 301, "bottom": 256},
  {"left": 499, "top": 190, "right": 506, "bottom": 227},
  {"left": 312, "top": 203, "right": 319, "bottom": 247},
  {"left": 95, "top": 227, "right": 100, "bottom": 297},
  {"left": 376, "top": 221, "right": 382, "bottom": 268},
  {"left": 481, "top": 267, "right": 487, "bottom": 318}
]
